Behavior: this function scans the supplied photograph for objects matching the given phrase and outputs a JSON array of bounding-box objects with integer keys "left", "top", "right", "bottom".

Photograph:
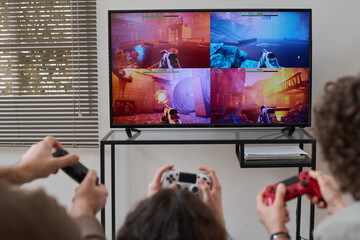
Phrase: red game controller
[{"left": 264, "top": 171, "right": 324, "bottom": 205}]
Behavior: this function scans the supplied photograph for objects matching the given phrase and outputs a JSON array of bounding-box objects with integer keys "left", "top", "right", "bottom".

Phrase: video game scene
[
  {"left": 110, "top": 12, "right": 210, "bottom": 70},
  {"left": 210, "top": 68, "right": 309, "bottom": 124},
  {"left": 210, "top": 12, "right": 310, "bottom": 68},
  {"left": 112, "top": 69, "right": 211, "bottom": 124}
]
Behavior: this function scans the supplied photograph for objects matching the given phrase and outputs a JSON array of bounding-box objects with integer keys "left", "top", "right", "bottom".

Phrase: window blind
[{"left": 0, "top": 0, "right": 98, "bottom": 147}]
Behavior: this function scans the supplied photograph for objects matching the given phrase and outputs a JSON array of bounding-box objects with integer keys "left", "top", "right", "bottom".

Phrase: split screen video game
[{"left": 109, "top": 10, "right": 311, "bottom": 126}]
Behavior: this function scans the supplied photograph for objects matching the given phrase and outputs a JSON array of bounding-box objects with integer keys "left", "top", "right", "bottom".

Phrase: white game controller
[{"left": 162, "top": 169, "right": 211, "bottom": 199}]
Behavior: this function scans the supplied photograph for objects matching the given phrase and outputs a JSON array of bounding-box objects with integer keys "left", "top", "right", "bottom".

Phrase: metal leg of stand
[
  {"left": 310, "top": 204, "right": 315, "bottom": 240},
  {"left": 309, "top": 142, "right": 317, "bottom": 240},
  {"left": 111, "top": 144, "right": 116, "bottom": 240},
  {"left": 235, "top": 144, "right": 240, "bottom": 166},
  {"left": 296, "top": 166, "right": 303, "bottom": 240},
  {"left": 235, "top": 143, "right": 245, "bottom": 168},
  {"left": 100, "top": 142, "right": 105, "bottom": 231}
]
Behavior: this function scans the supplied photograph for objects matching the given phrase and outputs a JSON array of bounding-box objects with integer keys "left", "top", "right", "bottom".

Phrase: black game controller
[{"left": 52, "top": 149, "right": 98, "bottom": 184}]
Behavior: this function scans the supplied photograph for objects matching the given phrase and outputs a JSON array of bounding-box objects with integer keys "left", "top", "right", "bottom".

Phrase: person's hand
[
  {"left": 148, "top": 164, "right": 174, "bottom": 197},
  {"left": 198, "top": 166, "right": 225, "bottom": 228},
  {"left": 307, "top": 170, "right": 348, "bottom": 214},
  {"left": 70, "top": 170, "right": 108, "bottom": 218},
  {"left": 15, "top": 136, "right": 79, "bottom": 184},
  {"left": 256, "top": 184, "right": 290, "bottom": 236}
]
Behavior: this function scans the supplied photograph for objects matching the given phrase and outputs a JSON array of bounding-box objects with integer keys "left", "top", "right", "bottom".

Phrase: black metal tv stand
[{"left": 100, "top": 128, "right": 316, "bottom": 240}]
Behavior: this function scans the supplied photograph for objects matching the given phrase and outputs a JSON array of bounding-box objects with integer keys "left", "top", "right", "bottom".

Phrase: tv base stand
[
  {"left": 281, "top": 126, "right": 296, "bottom": 137},
  {"left": 125, "top": 128, "right": 142, "bottom": 139}
]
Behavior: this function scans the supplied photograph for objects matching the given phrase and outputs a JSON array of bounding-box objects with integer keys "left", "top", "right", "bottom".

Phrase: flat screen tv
[{"left": 109, "top": 9, "right": 312, "bottom": 129}]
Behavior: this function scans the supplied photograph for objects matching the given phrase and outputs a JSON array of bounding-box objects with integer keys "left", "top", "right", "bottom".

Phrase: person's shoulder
[{"left": 314, "top": 202, "right": 360, "bottom": 240}]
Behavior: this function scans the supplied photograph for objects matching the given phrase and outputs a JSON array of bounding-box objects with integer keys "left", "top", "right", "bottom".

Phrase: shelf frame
[{"left": 100, "top": 128, "right": 316, "bottom": 240}]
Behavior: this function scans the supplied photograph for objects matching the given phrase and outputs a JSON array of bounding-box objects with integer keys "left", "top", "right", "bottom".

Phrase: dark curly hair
[
  {"left": 314, "top": 76, "right": 360, "bottom": 200},
  {"left": 116, "top": 189, "right": 228, "bottom": 240}
]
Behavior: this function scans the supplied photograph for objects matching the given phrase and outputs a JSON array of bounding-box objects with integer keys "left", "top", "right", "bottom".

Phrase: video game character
[
  {"left": 158, "top": 49, "right": 181, "bottom": 70},
  {"left": 258, "top": 49, "right": 280, "bottom": 68},
  {"left": 257, "top": 105, "right": 278, "bottom": 123},
  {"left": 160, "top": 104, "right": 182, "bottom": 124}
]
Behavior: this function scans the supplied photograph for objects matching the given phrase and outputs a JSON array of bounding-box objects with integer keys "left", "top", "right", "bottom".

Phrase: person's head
[
  {"left": 116, "top": 189, "right": 227, "bottom": 240},
  {"left": 315, "top": 76, "right": 360, "bottom": 200}
]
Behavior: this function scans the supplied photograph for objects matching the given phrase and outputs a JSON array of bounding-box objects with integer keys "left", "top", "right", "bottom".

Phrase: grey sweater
[{"left": 314, "top": 201, "right": 360, "bottom": 240}]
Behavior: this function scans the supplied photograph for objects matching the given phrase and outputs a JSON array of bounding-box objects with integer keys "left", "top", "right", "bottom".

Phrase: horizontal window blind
[{"left": 0, "top": 0, "right": 99, "bottom": 147}]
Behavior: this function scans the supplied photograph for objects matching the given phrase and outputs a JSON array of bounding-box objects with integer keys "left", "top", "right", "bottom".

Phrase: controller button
[
  {"left": 301, "top": 181, "right": 308, "bottom": 187},
  {"left": 207, "top": 181, "right": 210, "bottom": 185},
  {"left": 294, "top": 188, "right": 298, "bottom": 192},
  {"left": 303, "top": 177, "right": 307, "bottom": 180},
  {"left": 176, "top": 184, "right": 181, "bottom": 189},
  {"left": 167, "top": 175, "right": 176, "bottom": 183},
  {"left": 203, "top": 177, "right": 207, "bottom": 181},
  {"left": 192, "top": 186, "right": 199, "bottom": 193},
  {"left": 304, "top": 172, "right": 309, "bottom": 175},
  {"left": 286, "top": 190, "right": 290, "bottom": 194},
  {"left": 310, "top": 177, "right": 314, "bottom": 181}
]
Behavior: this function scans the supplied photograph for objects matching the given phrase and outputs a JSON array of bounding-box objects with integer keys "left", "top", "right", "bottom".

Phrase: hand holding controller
[
  {"left": 162, "top": 169, "right": 211, "bottom": 199},
  {"left": 52, "top": 149, "right": 98, "bottom": 184},
  {"left": 264, "top": 171, "right": 324, "bottom": 205}
]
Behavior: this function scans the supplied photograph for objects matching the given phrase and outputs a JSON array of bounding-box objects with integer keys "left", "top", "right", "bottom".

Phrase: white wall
[
  {"left": 96, "top": 0, "right": 360, "bottom": 239},
  {"left": 1, "top": 0, "right": 359, "bottom": 239}
]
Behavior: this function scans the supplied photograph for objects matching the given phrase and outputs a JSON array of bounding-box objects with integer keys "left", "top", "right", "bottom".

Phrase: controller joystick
[
  {"left": 264, "top": 171, "right": 324, "bottom": 206},
  {"left": 162, "top": 169, "right": 211, "bottom": 199},
  {"left": 52, "top": 149, "right": 98, "bottom": 184}
]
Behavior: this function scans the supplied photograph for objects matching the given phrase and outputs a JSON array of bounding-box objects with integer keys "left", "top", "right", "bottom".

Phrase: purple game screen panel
[{"left": 112, "top": 69, "right": 211, "bottom": 125}]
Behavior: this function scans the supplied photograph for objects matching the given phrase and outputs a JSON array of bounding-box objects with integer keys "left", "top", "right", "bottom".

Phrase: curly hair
[
  {"left": 314, "top": 76, "right": 360, "bottom": 200},
  {"left": 116, "top": 189, "right": 228, "bottom": 240}
]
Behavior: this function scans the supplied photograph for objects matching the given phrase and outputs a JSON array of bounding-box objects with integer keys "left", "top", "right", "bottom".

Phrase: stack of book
[{"left": 244, "top": 146, "right": 308, "bottom": 160}]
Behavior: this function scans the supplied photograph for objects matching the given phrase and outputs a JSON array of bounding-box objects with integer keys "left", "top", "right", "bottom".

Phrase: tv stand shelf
[{"left": 100, "top": 128, "right": 316, "bottom": 240}]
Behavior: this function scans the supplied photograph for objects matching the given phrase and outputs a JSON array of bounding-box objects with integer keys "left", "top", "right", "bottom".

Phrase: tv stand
[
  {"left": 100, "top": 128, "right": 316, "bottom": 240},
  {"left": 125, "top": 128, "right": 142, "bottom": 139},
  {"left": 281, "top": 126, "right": 296, "bottom": 137}
]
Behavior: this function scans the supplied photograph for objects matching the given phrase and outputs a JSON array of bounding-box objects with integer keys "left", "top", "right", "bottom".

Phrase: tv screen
[{"left": 109, "top": 9, "right": 311, "bottom": 128}]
